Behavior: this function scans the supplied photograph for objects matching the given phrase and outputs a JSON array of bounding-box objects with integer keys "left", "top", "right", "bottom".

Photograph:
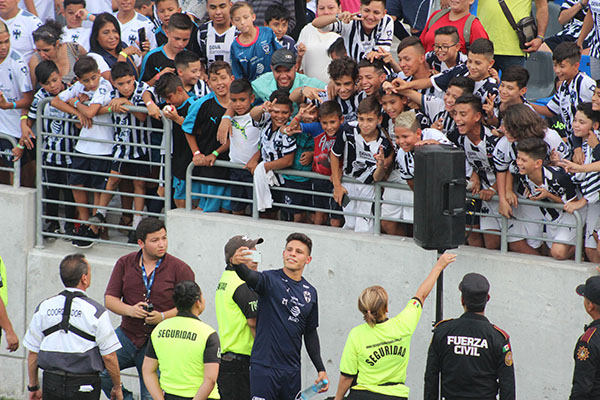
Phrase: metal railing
[
  {"left": 35, "top": 97, "right": 172, "bottom": 247},
  {"left": 0, "top": 132, "right": 21, "bottom": 188},
  {"left": 186, "top": 160, "right": 586, "bottom": 264}
]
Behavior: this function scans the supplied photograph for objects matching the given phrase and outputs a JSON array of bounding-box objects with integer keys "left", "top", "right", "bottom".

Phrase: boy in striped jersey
[
  {"left": 515, "top": 137, "right": 578, "bottom": 261},
  {"left": 91, "top": 62, "right": 151, "bottom": 243},
  {"left": 174, "top": 50, "right": 211, "bottom": 98},
  {"left": 311, "top": 0, "right": 393, "bottom": 63},
  {"left": 532, "top": 42, "right": 595, "bottom": 164},
  {"left": 562, "top": 103, "right": 600, "bottom": 262},
  {"left": 425, "top": 26, "right": 467, "bottom": 73},
  {"left": 192, "top": 0, "right": 236, "bottom": 68},
  {"left": 20, "top": 60, "right": 76, "bottom": 237}
]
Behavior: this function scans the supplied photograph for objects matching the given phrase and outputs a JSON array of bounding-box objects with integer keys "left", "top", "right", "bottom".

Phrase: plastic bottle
[{"left": 299, "top": 379, "right": 328, "bottom": 400}]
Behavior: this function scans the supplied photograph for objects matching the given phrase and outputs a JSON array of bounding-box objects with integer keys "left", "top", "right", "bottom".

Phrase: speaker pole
[{"left": 435, "top": 249, "right": 444, "bottom": 324}]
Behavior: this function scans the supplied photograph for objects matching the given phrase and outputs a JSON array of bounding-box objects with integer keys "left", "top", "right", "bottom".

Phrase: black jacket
[{"left": 570, "top": 319, "right": 600, "bottom": 400}]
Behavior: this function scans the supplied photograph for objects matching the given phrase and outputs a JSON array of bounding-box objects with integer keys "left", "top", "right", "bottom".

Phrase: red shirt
[
  {"left": 312, "top": 131, "right": 337, "bottom": 176},
  {"left": 420, "top": 10, "right": 489, "bottom": 54},
  {"left": 105, "top": 251, "right": 195, "bottom": 348}
]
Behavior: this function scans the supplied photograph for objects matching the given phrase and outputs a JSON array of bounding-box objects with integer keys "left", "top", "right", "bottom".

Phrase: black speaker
[{"left": 413, "top": 144, "right": 466, "bottom": 250}]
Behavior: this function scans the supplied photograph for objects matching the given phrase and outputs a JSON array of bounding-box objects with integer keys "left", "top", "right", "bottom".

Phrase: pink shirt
[{"left": 420, "top": 10, "right": 489, "bottom": 54}]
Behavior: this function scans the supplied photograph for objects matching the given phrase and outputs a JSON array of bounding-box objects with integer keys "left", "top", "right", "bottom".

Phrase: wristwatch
[{"left": 27, "top": 384, "right": 40, "bottom": 392}]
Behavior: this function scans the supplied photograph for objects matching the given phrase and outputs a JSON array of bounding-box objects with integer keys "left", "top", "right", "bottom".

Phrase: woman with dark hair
[
  {"left": 88, "top": 13, "right": 142, "bottom": 79},
  {"left": 29, "top": 20, "right": 87, "bottom": 88},
  {"left": 142, "top": 281, "right": 220, "bottom": 400}
]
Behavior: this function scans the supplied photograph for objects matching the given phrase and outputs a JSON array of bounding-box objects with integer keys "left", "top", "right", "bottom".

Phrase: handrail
[
  {"left": 0, "top": 132, "right": 21, "bottom": 188},
  {"left": 186, "top": 159, "right": 587, "bottom": 264}
]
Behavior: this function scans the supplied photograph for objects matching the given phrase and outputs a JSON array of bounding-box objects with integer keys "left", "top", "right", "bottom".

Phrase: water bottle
[{"left": 299, "top": 379, "right": 328, "bottom": 400}]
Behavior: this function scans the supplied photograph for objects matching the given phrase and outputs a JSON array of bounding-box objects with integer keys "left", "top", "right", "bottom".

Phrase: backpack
[{"left": 424, "top": 9, "right": 477, "bottom": 51}]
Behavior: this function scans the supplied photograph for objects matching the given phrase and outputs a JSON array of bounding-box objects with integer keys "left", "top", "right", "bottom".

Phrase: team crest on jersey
[
  {"left": 303, "top": 291, "right": 311, "bottom": 303},
  {"left": 71, "top": 33, "right": 80, "bottom": 41},
  {"left": 12, "top": 29, "right": 21, "bottom": 40},
  {"left": 386, "top": 30, "right": 392, "bottom": 37},
  {"left": 20, "top": 66, "right": 27, "bottom": 74},
  {"left": 129, "top": 34, "right": 137, "bottom": 44},
  {"left": 261, "top": 43, "right": 270, "bottom": 54},
  {"left": 577, "top": 345, "right": 590, "bottom": 361}
]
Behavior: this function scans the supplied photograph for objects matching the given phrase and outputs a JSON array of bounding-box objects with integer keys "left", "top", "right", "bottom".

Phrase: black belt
[
  {"left": 221, "top": 352, "right": 250, "bottom": 362},
  {"left": 44, "top": 370, "right": 99, "bottom": 378}
]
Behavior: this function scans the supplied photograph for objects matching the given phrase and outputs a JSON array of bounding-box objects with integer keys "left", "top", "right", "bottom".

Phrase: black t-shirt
[
  {"left": 171, "top": 97, "right": 194, "bottom": 180},
  {"left": 182, "top": 93, "right": 230, "bottom": 180},
  {"left": 140, "top": 45, "right": 175, "bottom": 83}
]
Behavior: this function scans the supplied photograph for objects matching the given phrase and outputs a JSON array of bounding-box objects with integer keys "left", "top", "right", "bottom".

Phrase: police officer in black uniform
[
  {"left": 424, "top": 272, "right": 515, "bottom": 400},
  {"left": 570, "top": 276, "right": 600, "bottom": 399}
]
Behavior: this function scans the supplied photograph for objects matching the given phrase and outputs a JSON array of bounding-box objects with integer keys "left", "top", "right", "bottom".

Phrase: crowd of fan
[{"left": 1, "top": 0, "right": 600, "bottom": 261}]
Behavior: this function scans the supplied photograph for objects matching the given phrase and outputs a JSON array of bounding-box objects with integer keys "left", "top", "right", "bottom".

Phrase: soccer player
[{"left": 232, "top": 232, "right": 329, "bottom": 400}]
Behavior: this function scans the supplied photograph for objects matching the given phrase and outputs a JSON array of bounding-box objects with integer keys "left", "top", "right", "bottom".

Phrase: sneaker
[
  {"left": 88, "top": 212, "right": 106, "bottom": 225},
  {"left": 127, "top": 230, "right": 138, "bottom": 244},
  {"left": 71, "top": 225, "right": 99, "bottom": 248},
  {"left": 63, "top": 223, "right": 76, "bottom": 241},
  {"left": 43, "top": 221, "right": 61, "bottom": 241}
]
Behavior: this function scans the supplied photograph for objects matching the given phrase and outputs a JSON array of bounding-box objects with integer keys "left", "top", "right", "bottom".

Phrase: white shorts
[
  {"left": 479, "top": 199, "right": 501, "bottom": 232},
  {"left": 343, "top": 182, "right": 374, "bottom": 233},
  {"left": 508, "top": 203, "right": 543, "bottom": 248},
  {"left": 381, "top": 187, "right": 413, "bottom": 222},
  {"left": 581, "top": 202, "right": 600, "bottom": 249},
  {"left": 545, "top": 211, "right": 577, "bottom": 247}
]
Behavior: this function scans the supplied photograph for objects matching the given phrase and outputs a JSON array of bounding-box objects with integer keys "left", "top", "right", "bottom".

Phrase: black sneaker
[
  {"left": 88, "top": 212, "right": 106, "bottom": 225},
  {"left": 63, "top": 223, "right": 76, "bottom": 241},
  {"left": 127, "top": 230, "right": 138, "bottom": 244},
  {"left": 72, "top": 226, "right": 99, "bottom": 248},
  {"left": 44, "top": 221, "right": 61, "bottom": 241}
]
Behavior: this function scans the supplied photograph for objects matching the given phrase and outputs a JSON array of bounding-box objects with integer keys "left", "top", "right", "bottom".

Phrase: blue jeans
[{"left": 100, "top": 327, "right": 151, "bottom": 400}]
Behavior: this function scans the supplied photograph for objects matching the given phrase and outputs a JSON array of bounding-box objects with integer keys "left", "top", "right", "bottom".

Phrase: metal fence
[
  {"left": 35, "top": 97, "right": 171, "bottom": 248},
  {"left": 186, "top": 160, "right": 586, "bottom": 264},
  {"left": 0, "top": 132, "right": 21, "bottom": 188}
]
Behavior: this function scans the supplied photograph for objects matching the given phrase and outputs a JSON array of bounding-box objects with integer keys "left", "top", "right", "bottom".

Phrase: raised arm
[
  {"left": 414, "top": 253, "right": 456, "bottom": 304},
  {"left": 232, "top": 247, "right": 261, "bottom": 289}
]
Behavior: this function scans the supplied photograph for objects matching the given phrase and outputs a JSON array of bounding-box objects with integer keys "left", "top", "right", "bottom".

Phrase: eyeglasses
[{"left": 433, "top": 43, "right": 458, "bottom": 51}]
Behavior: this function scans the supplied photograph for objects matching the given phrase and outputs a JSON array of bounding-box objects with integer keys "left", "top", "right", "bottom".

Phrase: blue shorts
[
  {"left": 250, "top": 363, "right": 301, "bottom": 400},
  {"left": 173, "top": 176, "right": 232, "bottom": 211}
]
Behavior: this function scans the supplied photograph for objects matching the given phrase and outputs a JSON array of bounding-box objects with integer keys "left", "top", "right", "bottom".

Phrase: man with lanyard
[
  {"left": 233, "top": 232, "right": 329, "bottom": 400},
  {"left": 101, "top": 218, "right": 195, "bottom": 400},
  {"left": 23, "top": 254, "right": 123, "bottom": 400},
  {"left": 216, "top": 235, "right": 262, "bottom": 400}
]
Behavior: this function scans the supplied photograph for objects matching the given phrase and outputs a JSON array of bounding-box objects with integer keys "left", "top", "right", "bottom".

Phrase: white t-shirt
[
  {"left": 0, "top": 9, "right": 42, "bottom": 63},
  {"left": 87, "top": 53, "right": 111, "bottom": 74},
  {"left": 63, "top": 26, "right": 92, "bottom": 52},
  {"left": 19, "top": 0, "right": 54, "bottom": 22},
  {"left": 87, "top": 0, "right": 113, "bottom": 14},
  {"left": 229, "top": 113, "right": 260, "bottom": 164},
  {"left": 297, "top": 24, "right": 339, "bottom": 84},
  {"left": 0, "top": 49, "right": 32, "bottom": 138},
  {"left": 114, "top": 12, "right": 157, "bottom": 52},
  {"left": 58, "top": 77, "right": 114, "bottom": 155}
]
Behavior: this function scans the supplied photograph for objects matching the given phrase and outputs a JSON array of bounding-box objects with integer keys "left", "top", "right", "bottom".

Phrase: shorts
[
  {"left": 508, "top": 203, "right": 543, "bottom": 248},
  {"left": 230, "top": 168, "right": 254, "bottom": 212},
  {"left": 111, "top": 153, "right": 151, "bottom": 177},
  {"left": 381, "top": 186, "right": 413, "bottom": 222},
  {"left": 250, "top": 363, "right": 300, "bottom": 400},
  {"left": 545, "top": 211, "right": 577, "bottom": 247},
  {"left": 311, "top": 178, "right": 343, "bottom": 219},
  {"left": 583, "top": 202, "right": 600, "bottom": 249},
  {"left": 479, "top": 199, "right": 501, "bottom": 232},
  {"left": 279, "top": 179, "right": 312, "bottom": 214},
  {"left": 70, "top": 152, "right": 111, "bottom": 189},
  {"left": 195, "top": 182, "right": 232, "bottom": 212},
  {"left": 0, "top": 137, "right": 35, "bottom": 165},
  {"left": 343, "top": 182, "right": 375, "bottom": 233},
  {"left": 544, "top": 34, "right": 593, "bottom": 52}
]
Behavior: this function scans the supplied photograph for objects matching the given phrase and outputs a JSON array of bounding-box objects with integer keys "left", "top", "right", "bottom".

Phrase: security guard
[
  {"left": 424, "top": 273, "right": 515, "bottom": 400},
  {"left": 215, "top": 235, "right": 262, "bottom": 400},
  {"left": 332, "top": 253, "right": 456, "bottom": 400},
  {"left": 142, "top": 280, "right": 221, "bottom": 400},
  {"left": 23, "top": 254, "right": 123, "bottom": 400},
  {"left": 570, "top": 276, "right": 600, "bottom": 399}
]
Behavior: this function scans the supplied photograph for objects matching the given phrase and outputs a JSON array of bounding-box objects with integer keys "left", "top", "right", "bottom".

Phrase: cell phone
[
  {"left": 247, "top": 250, "right": 262, "bottom": 264},
  {"left": 341, "top": 193, "right": 350, "bottom": 208},
  {"left": 143, "top": 302, "right": 154, "bottom": 312},
  {"left": 138, "top": 27, "right": 146, "bottom": 46}
]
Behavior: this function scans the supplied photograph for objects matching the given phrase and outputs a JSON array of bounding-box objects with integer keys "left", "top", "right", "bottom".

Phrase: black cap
[
  {"left": 271, "top": 48, "right": 296, "bottom": 69},
  {"left": 459, "top": 273, "right": 490, "bottom": 307},
  {"left": 577, "top": 276, "right": 600, "bottom": 305},
  {"left": 224, "top": 235, "right": 263, "bottom": 264}
]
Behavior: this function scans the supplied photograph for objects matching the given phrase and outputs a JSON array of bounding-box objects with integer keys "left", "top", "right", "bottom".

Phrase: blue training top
[
  {"left": 230, "top": 26, "right": 281, "bottom": 81},
  {"left": 251, "top": 269, "right": 319, "bottom": 371}
]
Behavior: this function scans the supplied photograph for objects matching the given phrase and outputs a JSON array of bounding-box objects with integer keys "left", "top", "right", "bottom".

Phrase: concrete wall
[
  {"left": 167, "top": 210, "right": 594, "bottom": 400},
  {"left": 0, "top": 192, "right": 596, "bottom": 399}
]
